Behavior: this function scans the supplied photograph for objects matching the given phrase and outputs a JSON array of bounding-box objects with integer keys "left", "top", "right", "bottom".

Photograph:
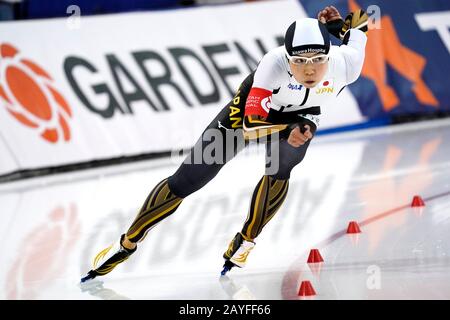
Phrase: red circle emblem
[{"left": 323, "top": 81, "right": 329, "bottom": 86}]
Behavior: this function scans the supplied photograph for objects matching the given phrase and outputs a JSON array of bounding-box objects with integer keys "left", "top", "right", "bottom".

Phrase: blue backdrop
[{"left": 300, "top": 0, "right": 450, "bottom": 123}]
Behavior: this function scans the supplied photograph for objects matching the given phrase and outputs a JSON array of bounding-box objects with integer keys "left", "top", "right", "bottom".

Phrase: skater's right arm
[{"left": 243, "top": 51, "right": 288, "bottom": 139}]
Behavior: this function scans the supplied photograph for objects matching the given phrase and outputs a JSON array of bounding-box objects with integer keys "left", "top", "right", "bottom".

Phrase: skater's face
[{"left": 288, "top": 52, "right": 329, "bottom": 88}]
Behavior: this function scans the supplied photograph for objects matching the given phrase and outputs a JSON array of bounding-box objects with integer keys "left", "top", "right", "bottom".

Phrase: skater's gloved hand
[
  {"left": 287, "top": 125, "right": 313, "bottom": 148},
  {"left": 318, "top": 6, "right": 344, "bottom": 39},
  {"left": 318, "top": 5, "right": 342, "bottom": 24}
]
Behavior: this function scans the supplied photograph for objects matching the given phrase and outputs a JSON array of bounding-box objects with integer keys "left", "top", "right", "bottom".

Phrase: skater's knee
[
  {"left": 266, "top": 151, "right": 305, "bottom": 179},
  {"left": 268, "top": 170, "right": 291, "bottom": 180},
  {"left": 167, "top": 175, "right": 189, "bottom": 198},
  {"left": 168, "top": 163, "right": 222, "bottom": 198},
  {"left": 267, "top": 164, "right": 293, "bottom": 179},
  {"left": 167, "top": 171, "right": 205, "bottom": 198}
]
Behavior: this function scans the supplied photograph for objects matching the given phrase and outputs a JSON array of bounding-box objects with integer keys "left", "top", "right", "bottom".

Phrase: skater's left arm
[
  {"left": 319, "top": 6, "right": 368, "bottom": 84},
  {"left": 339, "top": 28, "right": 367, "bottom": 84}
]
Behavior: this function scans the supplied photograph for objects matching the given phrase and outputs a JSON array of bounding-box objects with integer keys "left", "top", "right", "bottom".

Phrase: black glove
[{"left": 326, "top": 19, "right": 345, "bottom": 40}]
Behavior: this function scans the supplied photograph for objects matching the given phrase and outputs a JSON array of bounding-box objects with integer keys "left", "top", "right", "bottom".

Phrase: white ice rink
[{"left": 1, "top": 118, "right": 450, "bottom": 300}]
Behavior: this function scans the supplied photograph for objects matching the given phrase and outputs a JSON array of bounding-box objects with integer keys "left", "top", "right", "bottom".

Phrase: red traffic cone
[
  {"left": 298, "top": 280, "right": 316, "bottom": 296},
  {"left": 307, "top": 249, "right": 324, "bottom": 263},
  {"left": 347, "top": 221, "right": 361, "bottom": 234},
  {"left": 411, "top": 195, "right": 425, "bottom": 207}
]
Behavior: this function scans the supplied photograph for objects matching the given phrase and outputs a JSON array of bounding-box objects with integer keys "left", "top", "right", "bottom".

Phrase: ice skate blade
[
  {"left": 221, "top": 266, "right": 231, "bottom": 276},
  {"left": 220, "top": 260, "right": 236, "bottom": 276},
  {"left": 80, "top": 271, "right": 97, "bottom": 283}
]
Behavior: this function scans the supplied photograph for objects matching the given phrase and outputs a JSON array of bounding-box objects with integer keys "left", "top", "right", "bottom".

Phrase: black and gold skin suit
[{"left": 125, "top": 71, "right": 319, "bottom": 263}]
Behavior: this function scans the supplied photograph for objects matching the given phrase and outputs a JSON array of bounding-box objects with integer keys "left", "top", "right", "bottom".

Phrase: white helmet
[{"left": 284, "top": 18, "right": 331, "bottom": 57}]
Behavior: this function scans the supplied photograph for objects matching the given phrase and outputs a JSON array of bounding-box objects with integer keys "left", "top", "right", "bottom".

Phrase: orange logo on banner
[
  {"left": 349, "top": 0, "right": 439, "bottom": 111},
  {"left": 0, "top": 43, "right": 73, "bottom": 143}
]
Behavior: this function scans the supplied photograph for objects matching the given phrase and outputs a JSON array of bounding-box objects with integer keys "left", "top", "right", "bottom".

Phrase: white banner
[
  {"left": 0, "top": 0, "right": 364, "bottom": 176},
  {"left": 0, "top": 133, "right": 18, "bottom": 175}
]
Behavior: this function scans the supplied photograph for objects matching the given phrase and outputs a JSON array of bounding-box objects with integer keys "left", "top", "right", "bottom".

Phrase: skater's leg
[
  {"left": 221, "top": 175, "right": 289, "bottom": 268},
  {"left": 82, "top": 73, "right": 254, "bottom": 281},
  {"left": 245, "top": 118, "right": 317, "bottom": 236},
  {"left": 125, "top": 73, "right": 253, "bottom": 243},
  {"left": 82, "top": 107, "right": 242, "bottom": 281},
  {"left": 222, "top": 119, "right": 316, "bottom": 273},
  {"left": 126, "top": 178, "right": 183, "bottom": 243},
  {"left": 167, "top": 103, "right": 246, "bottom": 198},
  {"left": 241, "top": 175, "right": 290, "bottom": 240},
  {"left": 167, "top": 73, "right": 254, "bottom": 198}
]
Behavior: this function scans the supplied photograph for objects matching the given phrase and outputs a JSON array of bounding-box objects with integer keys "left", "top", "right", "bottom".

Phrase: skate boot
[
  {"left": 80, "top": 234, "right": 136, "bottom": 283},
  {"left": 221, "top": 232, "right": 255, "bottom": 276}
]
